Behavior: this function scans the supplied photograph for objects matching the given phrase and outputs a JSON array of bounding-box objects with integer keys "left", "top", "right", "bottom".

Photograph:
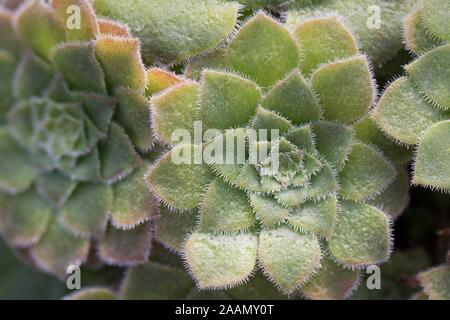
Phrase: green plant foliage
[
  {"left": 147, "top": 13, "right": 406, "bottom": 298},
  {"left": 372, "top": 0, "right": 450, "bottom": 193},
  {"left": 418, "top": 265, "right": 450, "bottom": 300},
  {"left": 0, "top": 0, "right": 169, "bottom": 278},
  {"left": 352, "top": 249, "right": 430, "bottom": 300},
  {"left": 65, "top": 244, "right": 295, "bottom": 300},
  {"left": 93, "top": 0, "right": 240, "bottom": 64},
  {"left": 286, "top": 0, "right": 419, "bottom": 65},
  {"left": 0, "top": 239, "right": 66, "bottom": 299}
]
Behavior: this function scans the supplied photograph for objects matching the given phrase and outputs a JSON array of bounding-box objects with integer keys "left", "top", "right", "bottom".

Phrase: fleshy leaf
[
  {"left": 31, "top": 219, "right": 90, "bottom": 277},
  {"left": 262, "top": 69, "right": 321, "bottom": 124},
  {"left": 294, "top": 16, "right": 357, "bottom": 75},
  {"left": 301, "top": 257, "right": 360, "bottom": 300},
  {"left": 224, "top": 13, "right": 302, "bottom": 88},
  {"left": 14, "top": 0, "right": 66, "bottom": 61},
  {"left": 146, "top": 144, "right": 213, "bottom": 211},
  {"left": 99, "top": 123, "right": 142, "bottom": 183},
  {"left": 199, "top": 178, "right": 256, "bottom": 233},
  {"left": 114, "top": 86, "right": 152, "bottom": 152},
  {"left": 184, "top": 232, "right": 258, "bottom": 289},
  {"left": 111, "top": 166, "right": 158, "bottom": 229},
  {"left": 146, "top": 68, "right": 182, "bottom": 97},
  {"left": 418, "top": 265, "right": 450, "bottom": 300},
  {"left": 200, "top": 70, "right": 261, "bottom": 130},
  {"left": 312, "top": 122, "right": 353, "bottom": 171},
  {"left": 98, "top": 18, "right": 130, "bottom": 37},
  {"left": 234, "top": 164, "right": 262, "bottom": 192},
  {"left": 252, "top": 107, "right": 293, "bottom": 138},
  {"left": 59, "top": 183, "right": 112, "bottom": 237},
  {"left": 372, "top": 77, "right": 445, "bottom": 145},
  {"left": 369, "top": 167, "right": 410, "bottom": 219},
  {"left": 328, "top": 201, "right": 391, "bottom": 267},
  {"left": 422, "top": 0, "right": 450, "bottom": 42},
  {"left": 354, "top": 117, "right": 412, "bottom": 164},
  {"left": 413, "top": 121, "right": 450, "bottom": 191},
  {"left": 0, "top": 9, "right": 23, "bottom": 58},
  {"left": 225, "top": 271, "right": 287, "bottom": 300},
  {"left": 0, "top": 50, "right": 15, "bottom": 123},
  {"left": 94, "top": 0, "right": 239, "bottom": 64},
  {"left": 63, "top": 147, "right": 101, "bottom": 181},
  {"left": 249, "top": 194, "right": 290, "bottom": 228},
  {"left": 151, "top": 82, "right": 199, "bottom": 145},
  {"left": 403, "top": 8, "right": 443, "bottom": 56},
  {"left": 154, "top": 207, "right": 197, "bottom": 252},
  {"left": 288, "top": 194, "right": 337, "bottom": 239},
  {"left": 339, "top": 142, "right": 397, "bottom": 201},
  {"left": 53, "top": 41, "right": 107, "bottom": 94},
  {"left": 122, "top": 262, "right": 193, "bottom": 300},
  {"left": 305, "top": 164, "right": 337, "bottom": 200},
  {"left": 275, "top": 187, "right": 307, "bottom": 208},
  {"left": 36, "top": 171, "right": 77, "bottom": 206},
  {"left": 0, "top": 190, "right": 52, "bottom": 247},
  {"left": 95, "top": 36, "right": 146, "bottom": 93},
  {"left": 285, "top": 125, "right": 316, "bottom": 154},
  {"left": 258, "top": 228, "right": 322, "bottom": 294},
  {"left": 75, "top": 93, "right": 114, "bottom": 134},
  {"left": 406, "top": 44, "right": 450, "bottom": 109},
  {"left": 65, "top": 288, "right": 117, "bottom": 300},
  {"left": 311, "top": 55, "right": 373, "bottom": 123},
  {"left": 98, "top": 222, "right": 152, "bottom": 266},
  {"left": 12, "top": 53, "right": 53, "bottom": 99},
  {"left": 52, "top": 0, "right": 98, "bottom": 41},
  {"left": 0, "top": 127, "right": 36, "bottom": 193},
  {"left": 287, "top": 0, "right": 417, "bottom": 65}
]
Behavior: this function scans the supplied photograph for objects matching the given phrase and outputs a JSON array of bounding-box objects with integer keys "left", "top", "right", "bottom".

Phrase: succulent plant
[
  {"left": 92, "top": 0, "right": 240, "bottom": 65},
  {"left": 417, "top": 265, "right": 450, "bottom": 300},
  {"left": 286, "top": 0, "right": 419, "bottom": 66},
  {"left": 372, "top": 0, "right": 450, "bottom": 194},
  {"left": 352, "top": 248, "right": 430, "bottom": 300},
  {"left": 146, "top": 12, "right": 411, "bottom": 298},
  {"left": 0, "top": 0, "right": 166, "bottom": 278}
]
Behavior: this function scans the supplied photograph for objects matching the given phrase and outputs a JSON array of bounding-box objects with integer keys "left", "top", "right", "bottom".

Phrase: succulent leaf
[
  {"left": 418, "top": 265, "right": 450, "bottom": 300},
  {"left": 294, "top": 16, "right": 357, "bottom": 75},
  {"left": 406, "top": 44, "right": 450, "bottom": 109},
  {"left": 98, "top": 222, "right": 152, "bottom": 266},
  {"left": 0, "top": 127, "right": 36, "bottom": 193},
  {"left": 328, "top": 201, "right": 391, "bottom": 267},
  {"left": 301, "top": 257, "right": 361, "bottom": 300},
  {"left": 30, "top": 219, "right": 90, "bottom": 277},
  {"left": 59, "top": 183, "right": 112, "bottom": 237},
  {"left": 94, "top": 0, "right": 239, "bottom": 64},
  {"left": 184, "top": 232, "right": 258, "bottom": 289},
  {"left": 373, "top": 77, "right": 445, "bottom": 145},
  {"left": 311, "top": 56, "right": 374, "bottom": 124},
  {"left": 413, "top": 121, "right": 450, "bottom": 191},
  {"left": 339, "top": 142, "right": 397, "bottom": 201},
  {"left": 122, "top": 262, "right": 194, "bottom": 300},
  {"left": 422, "top": 0, "right": 450, "bottom": 42},
  {"left": 0, "top": 189, "right": 52, "bottom": 247},
  {"left": 258, "top": 228, "right": 322, "bottom": 294},
  {"left": 14, "top": 0, "right": 66, "bottom": 61}
]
